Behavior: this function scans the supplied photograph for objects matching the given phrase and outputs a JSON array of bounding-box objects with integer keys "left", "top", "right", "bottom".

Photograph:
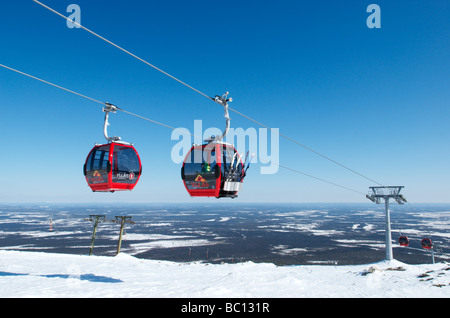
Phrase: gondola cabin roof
[{"left": 84, "top": 142, "right": 142, "bottom": 193}]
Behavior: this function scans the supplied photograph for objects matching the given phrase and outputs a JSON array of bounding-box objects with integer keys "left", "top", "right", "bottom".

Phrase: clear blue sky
[{"left": 0, "top": 0, "right": 449, "bottom": 203}]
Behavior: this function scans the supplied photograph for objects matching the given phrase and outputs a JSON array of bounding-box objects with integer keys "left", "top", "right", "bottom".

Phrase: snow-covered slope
[{"left": 0, "top": 250, "right": 448, "bottom": 298}]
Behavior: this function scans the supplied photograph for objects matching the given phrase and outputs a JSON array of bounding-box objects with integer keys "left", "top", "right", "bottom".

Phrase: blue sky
[{"left": 0, "top": 0, "right": 449, "bottom": 203}]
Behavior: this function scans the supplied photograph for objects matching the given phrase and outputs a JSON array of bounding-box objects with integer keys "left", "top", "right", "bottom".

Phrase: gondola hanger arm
[
  {"left": 103, "top": 102, "right": 121, "bottom": 143},
  {"left": 207, "top": 92, "right": 232, "bottom": 144}
]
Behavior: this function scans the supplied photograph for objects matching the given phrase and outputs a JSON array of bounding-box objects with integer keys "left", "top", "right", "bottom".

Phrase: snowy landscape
[
  {"left": 1, "top": 250, "right": 449, "bottom": 298},
  {"left": 1, "top": 0, "right": 449, "bottom": 301},
  {"left": 0, "top": 203, "right": 449, "bottom": 298}
]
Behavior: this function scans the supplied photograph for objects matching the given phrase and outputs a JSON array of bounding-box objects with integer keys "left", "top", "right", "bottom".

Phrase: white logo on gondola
[{"left": 115, "top": 172, "right": 135, "bottom": 180}]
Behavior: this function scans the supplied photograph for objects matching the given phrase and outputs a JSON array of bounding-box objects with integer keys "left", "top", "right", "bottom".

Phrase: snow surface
[{"left": 1, "top": 250, "right": 449, "bottom": 298}]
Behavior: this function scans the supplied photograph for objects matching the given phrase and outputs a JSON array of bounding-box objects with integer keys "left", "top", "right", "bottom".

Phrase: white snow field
[{"left": 0, "top": 250, "right": 449, "bottom": 298}]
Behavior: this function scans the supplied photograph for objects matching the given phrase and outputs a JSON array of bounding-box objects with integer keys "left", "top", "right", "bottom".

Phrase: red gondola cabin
[
  {"left": 84, "top": 142, "right": 142, "bottom": 192},
  {"left": 421, "top": 238, "right": 432, "bottom": 250},
  {"left": 181, "top": 142, "right": 245, "bottom": 198},
  {"left": 399, "top": 236, "right": 409, "bottom": 247}
]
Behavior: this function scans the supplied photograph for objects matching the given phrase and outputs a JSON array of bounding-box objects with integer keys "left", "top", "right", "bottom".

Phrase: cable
[
  {"left": 117, "top": 108, "right": 200, "bottom": 140},
  {"left": 33, "top": 0, "right": 383, "bottom": 188},
  {"left": 0, "top": 63, "right": 104, "bottom": 105},
  {"left": 277, "top": 164, "right": 366, "bottom": 195},
  {"left": 0, "top": 63, "right": 200, "bottom": 140},
  {"left": 0, "top": 62, "right": 364, "bottom": 196},
  {"left": 32, "top": 0, "right": 214, "bottom": 103},
  {"left": 228, "top": 107, "right": 383, "bottom": 186}
]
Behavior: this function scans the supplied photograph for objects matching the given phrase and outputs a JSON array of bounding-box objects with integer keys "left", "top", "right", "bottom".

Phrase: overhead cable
[{"left": 0, "top": 63, "right": 200, "bottom": 140}]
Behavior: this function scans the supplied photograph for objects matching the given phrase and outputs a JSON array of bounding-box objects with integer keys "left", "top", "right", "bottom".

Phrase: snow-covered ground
[{"left": 0, "top": 250, "right": 449, "bottom": 298}]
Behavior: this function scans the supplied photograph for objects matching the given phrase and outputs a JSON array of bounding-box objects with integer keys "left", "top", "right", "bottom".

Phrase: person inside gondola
[{"left": 201, "top": 162, "right": 211, "bottom": 173}]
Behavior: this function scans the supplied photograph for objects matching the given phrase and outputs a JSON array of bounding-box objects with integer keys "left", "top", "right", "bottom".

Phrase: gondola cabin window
[
  {"left": 112, "top": 145, "right": 141, "bottom": 184},
  {"left": 183, "top": 146, "right": 217, "bottom": 191},
  {"left": 85, "top": 145, "right": 110, "bottom": 185}
]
